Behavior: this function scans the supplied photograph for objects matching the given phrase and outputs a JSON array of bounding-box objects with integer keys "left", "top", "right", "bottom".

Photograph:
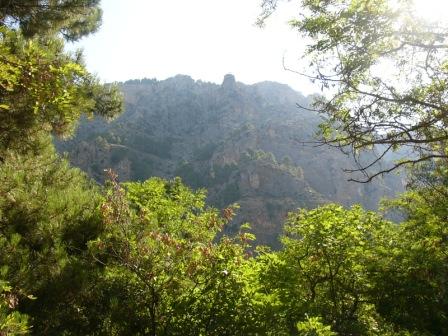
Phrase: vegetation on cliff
[{"left": 56, "top": 76, "right": 403, "bottom": 247}]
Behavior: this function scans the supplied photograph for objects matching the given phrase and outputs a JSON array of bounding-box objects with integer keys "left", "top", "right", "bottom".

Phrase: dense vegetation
[{"left": 1, "top": 0, "right": 447, "bottom": 335}]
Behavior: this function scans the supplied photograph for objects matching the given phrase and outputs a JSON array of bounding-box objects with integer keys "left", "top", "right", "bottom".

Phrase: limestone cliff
[{"left": 56, "top": 75, "right": 404, "bottom": 247}]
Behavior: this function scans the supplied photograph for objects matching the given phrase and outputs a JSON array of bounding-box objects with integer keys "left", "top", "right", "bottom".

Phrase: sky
[
  {"left": 69, "top": 0, "right": 317, "bottom": 94},
  {"left": 70, "top": 0, "right": 447, "bottom": 95}
]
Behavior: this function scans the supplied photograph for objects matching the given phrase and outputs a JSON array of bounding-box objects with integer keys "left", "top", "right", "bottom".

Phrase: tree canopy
[
  {"left": 0, "top": 0, "right": 102, "bottom": 41},
  {"left": 0, "top": 0, "right": 122, "bottom": 157},
  {"left": 0, "top": 1, "right": 122, "bottom": 333},
  {"left": 260, "top": 0, "right": 448, "bottom": 181}
]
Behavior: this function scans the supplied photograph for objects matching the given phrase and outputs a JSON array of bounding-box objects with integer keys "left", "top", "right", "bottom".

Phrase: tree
[
  {"left": 0, "top": 0, "right": 102, "bottom": 41},
  {"left": 0, "top": 281, "right": 29, "bottom": 335},
  {"left": 258, "top": 204, "right": 402, "bottom": 334},
  {"left": 260, "top": 0, "right": 448, "bottom": 182},
  {"left": 0, "top": 140, "right": 107, "bottom": 334},
  {"left": 0, "top": 1, "right": 122, "bottom": 157},
  {"left": 0, "top": 1, "right": 123, "bottom": 333},
  {"left": 375, "top": 184, "right": 448, "bottom": 335},
  {"left": 87, "top": 172, "right": 259, "bottom": 335}
]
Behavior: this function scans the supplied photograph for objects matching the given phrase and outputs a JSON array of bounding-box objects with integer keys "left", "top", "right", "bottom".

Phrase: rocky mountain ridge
[{"left": 56, "top": 74, "right": 404, "bottom": 246}]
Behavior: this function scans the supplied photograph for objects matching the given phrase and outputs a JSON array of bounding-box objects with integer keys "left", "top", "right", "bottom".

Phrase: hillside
[{"left": 56, "top": 74, "right": 404, "bottom": 246}]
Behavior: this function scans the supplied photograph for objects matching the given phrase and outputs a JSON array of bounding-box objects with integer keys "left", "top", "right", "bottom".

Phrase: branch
[{"left": 348, "top": 154, "right": 447, "bottom": 183}]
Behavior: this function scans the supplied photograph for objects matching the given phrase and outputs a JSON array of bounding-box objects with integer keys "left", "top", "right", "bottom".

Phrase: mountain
[{"left": 56, "top": 74, "right": 404, "bottom": 247}]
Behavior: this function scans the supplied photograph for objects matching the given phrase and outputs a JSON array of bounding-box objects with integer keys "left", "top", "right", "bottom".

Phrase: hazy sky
[
  {"left": 69, "top": 0, "right": 319, "bottom": 94},
  {"left": 70, "top": 0, "right": 446, "bottom": 95}
]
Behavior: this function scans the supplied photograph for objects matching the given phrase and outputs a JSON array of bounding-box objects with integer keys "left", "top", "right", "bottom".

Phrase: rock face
[
  {"left": 222, "top": 73, "right": 237, "bottom": 90},
  {"left": 56, "top": 75, "right": 404, "bottom": 247}
]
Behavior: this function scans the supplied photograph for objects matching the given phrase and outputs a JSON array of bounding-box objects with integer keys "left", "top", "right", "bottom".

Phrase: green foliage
[
  {"left": 0, "top": 0, "right": 103, "bottom": 41},
  {"left": 297, "top": 316, "right": 337, "bottom": 336},
  {"left": 87, "top": 172, "right": 258, "bottom": 335},
  {"left": 2, "top": 143, "right": 446, "bottom": 335},
  {"left": 0, "top": 140, "right": 107, "bottom": 334},
  {"left": 243, "top": 149, "right": 278, "bottom": 164},
  {"left": 0, "top": 2, "right": 123, "bottom": 332},
  {"left": 246, "top": 198, "right": 448, "bottom": 335},
  {"left": 258, "top": 2, "right": 448, "bottom": 329},
  {"left": 258, "top": 205, "right": 400, "bottom": 334},
  {"left": 261, "top": 0, "right": 448, "bottom": 180},
  {"left": 281, "top": 155, "right": 293, "bottom": 166},
  {"left": 376, "top": 186, "right": 448, "bottom": 335},
  {"left": 0, "top": 28, "right": 122, "bottom": 156},
  {"left": 0, "top": 281, "right": 29, "bottom": 335}
]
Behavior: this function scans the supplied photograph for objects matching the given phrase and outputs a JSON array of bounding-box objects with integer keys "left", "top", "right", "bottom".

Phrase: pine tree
[
  {"left": 0, "top": 1, "right": 123, "bottom": 333},
  {"left": 0, "top": 0, "right": 102, "bottom": 41}
]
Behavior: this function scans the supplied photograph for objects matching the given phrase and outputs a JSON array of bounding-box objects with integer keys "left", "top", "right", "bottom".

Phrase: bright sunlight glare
[{"left": 413, "top": 0, "right": 448, "bottom": 22}]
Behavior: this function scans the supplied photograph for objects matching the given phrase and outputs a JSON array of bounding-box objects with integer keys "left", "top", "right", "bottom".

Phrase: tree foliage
[
  {"left": 86, "top": 171, "right": 258, "bottom": 335},
  {"left": 0, "top": 1, "right": 122, "bottom": 333},
  {"left": 260, "top": 0, "right": 448, "bottom": 181},
  {"left": 0, "top": 141, "right": 105, "bottom": 334},
  {"left": 0, "top": 281, "right": 29, "bottom": 335},
  {"left": 257, "top": 205, "right": 397, "bottom": 334},
  {"left": 0, "top": 0, "right": 102, "bottom": 41},
  {"left": 253, "top": 202, "right": 448, "bottom": 335},
  {"left": 296, "top": 316, "right": 337, "bottom": 336},
  {"left": 377, "top": 182, "right": 448, "bottom": 334},
  {"left": 0, "top": 1, "right": 122, "bottom": 157}
]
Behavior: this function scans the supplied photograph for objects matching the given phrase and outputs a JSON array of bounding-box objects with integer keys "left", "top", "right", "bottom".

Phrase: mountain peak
[{"left": 222, "top": 73, "right": 236, "bottom": 89}]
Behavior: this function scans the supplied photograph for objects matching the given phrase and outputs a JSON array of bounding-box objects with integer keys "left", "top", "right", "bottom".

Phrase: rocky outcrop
[
  {"left": 56, "top": 75, "right": 404, "bottom": 247},
  {"left": 222, "top": 73, "right": 237, "bottom": 90}
]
